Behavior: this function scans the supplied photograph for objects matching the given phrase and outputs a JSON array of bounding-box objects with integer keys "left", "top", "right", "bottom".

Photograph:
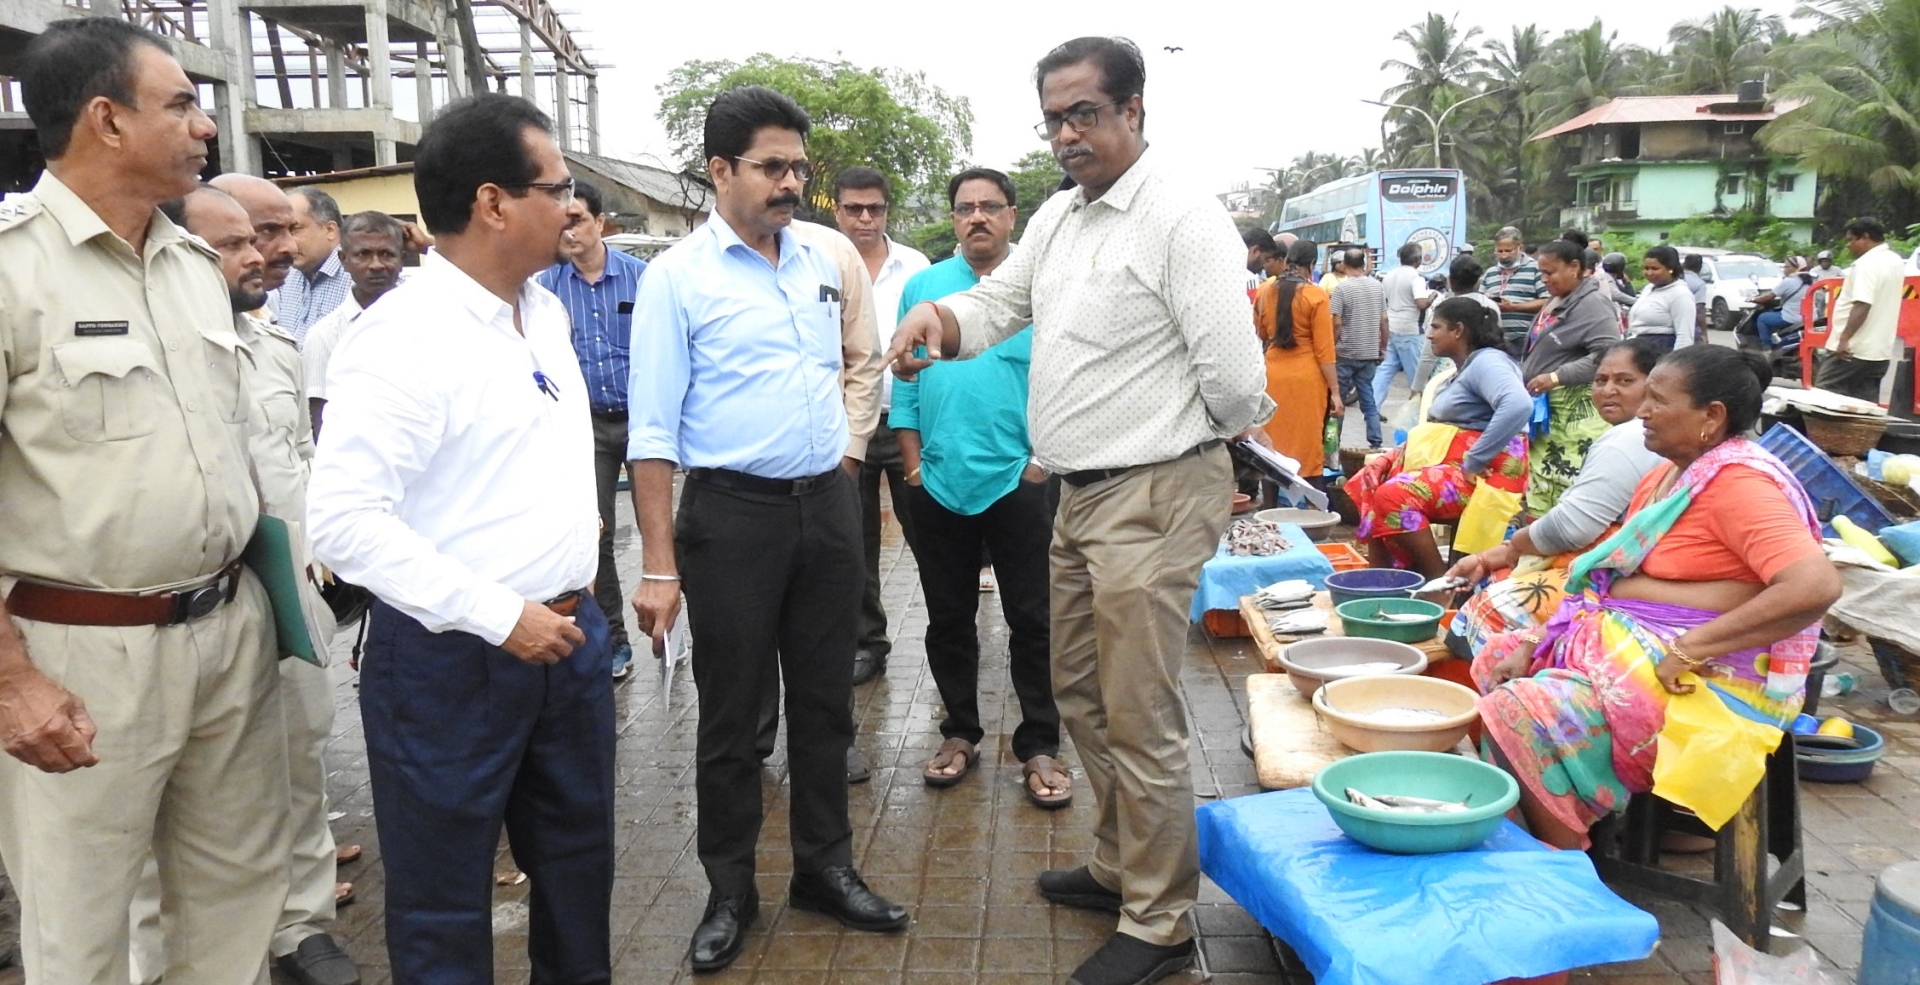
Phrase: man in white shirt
[
  {"left": 302, "top": 210, "right": 405, "bottom": 437},
  {"left": 1818, "top": 216, "right": 1911, "bottom": 403},
  {"left": 307, "top": 93, "right": 614, "bottom": 983},
  {"left": 889, "top": 37, "right": 1272, "bottom": 985},
  {"left": 832, "top": 166, "right": 930, "bottom": 687},
  {"left": 1372, "top": 240, "right": 1434, "bottom": 407}
]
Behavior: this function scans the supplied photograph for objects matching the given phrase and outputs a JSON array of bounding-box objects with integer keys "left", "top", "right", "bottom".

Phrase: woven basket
[{"left": 1803, "top": 412, "right": 1890, "bottom": 458}]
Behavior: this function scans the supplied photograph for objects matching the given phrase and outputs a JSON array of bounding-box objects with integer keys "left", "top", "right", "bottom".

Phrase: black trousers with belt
[
  {"left": 903, "top": 478, "right": 1060, "bottom": 762},
  {"left": 678, "top": 469, "right": 862, "bottom": 897},
  {"left": 361, "top": 596, "right": 616, "bottom": 985}
]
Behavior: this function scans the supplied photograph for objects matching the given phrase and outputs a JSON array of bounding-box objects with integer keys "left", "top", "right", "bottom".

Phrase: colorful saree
[
  {"left": 1472, "top": 438, "right": 1821, "bottom": 843},
  {"left": 1350, "top": 425, "right": 1528, "bottom": 566}
]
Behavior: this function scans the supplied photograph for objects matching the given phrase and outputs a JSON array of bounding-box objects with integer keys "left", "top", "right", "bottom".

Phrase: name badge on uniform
[
  {"left": 74, "top": 320, "right": 130, "bottom": 337},
  {"left": 818, "top": 285, "right": 841, "bottom": 304}
]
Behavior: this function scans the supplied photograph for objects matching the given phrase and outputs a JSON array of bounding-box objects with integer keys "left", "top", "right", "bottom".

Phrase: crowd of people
[{"left": 0, "top": 14, "right": 1905, "bottom": 985}]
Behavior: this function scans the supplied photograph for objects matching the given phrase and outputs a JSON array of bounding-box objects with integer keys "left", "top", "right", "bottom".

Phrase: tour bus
[{"left": 1270, "top": 169, "right": 1469, "bottom": 279}]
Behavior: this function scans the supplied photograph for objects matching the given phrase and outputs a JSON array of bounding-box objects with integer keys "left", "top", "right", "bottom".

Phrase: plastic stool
[
  {"left": 1589, "top": 740, "right": 1805, "bottom": 951},
  {"left": 1860, "top": 861, "right": 1920, "bottom": 985}
]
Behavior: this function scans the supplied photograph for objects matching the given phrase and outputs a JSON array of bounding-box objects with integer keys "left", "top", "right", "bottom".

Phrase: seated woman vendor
[
  {"left": 1472, "top": 346, "right": 1840, "bottom": 851},
  {"left": 1350, "top": 297, "right": 1531, "bottom": 577}
]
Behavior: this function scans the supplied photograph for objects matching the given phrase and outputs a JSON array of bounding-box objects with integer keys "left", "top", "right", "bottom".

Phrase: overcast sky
[{"left": 567, "top": 0, "right": 1808, "bottom": 192}]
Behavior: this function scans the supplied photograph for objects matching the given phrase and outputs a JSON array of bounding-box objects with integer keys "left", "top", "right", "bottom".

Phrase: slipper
[
  {"left": 923, "top": 737, "right": 975, "bottom": 788},
  {"left": 334, "top": 882, "right": 356, "bottom": 906},
  {"left": 1022, "top": 754, "right": 1073, "bottom": 809},
  {"left": 335, "top": 843, "right": 362, "bottom": 865}
]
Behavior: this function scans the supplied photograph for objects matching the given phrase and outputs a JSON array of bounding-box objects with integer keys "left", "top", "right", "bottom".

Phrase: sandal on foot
[
  {"left": 334, "top": 882, "right": 356, "bottom": 906},
  {"left": 922, "top": 737, "right": 975, "bottom": 788},
  {"left": 335, "top": 843, "right": 362, "bottom": 865},
  {"left": 1022, "top": 754, "right": 1073, "bottom": 809}
]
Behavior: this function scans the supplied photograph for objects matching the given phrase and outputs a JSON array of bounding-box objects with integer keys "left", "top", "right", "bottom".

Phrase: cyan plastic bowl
[
  {"left": 1325, "top": 568, "right": 1425, "bottom": 607},
  {"left": 1311, "top": 751, "right": 1521, "bottom": 854},
  {"left": 1335, "top": 597, "right": 1447, "bottom": 644}
]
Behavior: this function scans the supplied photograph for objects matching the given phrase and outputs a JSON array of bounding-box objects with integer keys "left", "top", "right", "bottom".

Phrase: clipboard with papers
[{"left": 1229, "top": 438, "right": 1330, "bottom": 511}]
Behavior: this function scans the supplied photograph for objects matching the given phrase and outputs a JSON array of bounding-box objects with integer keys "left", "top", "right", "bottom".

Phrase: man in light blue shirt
[
  {"left": 624, "top": 85, "right": 905, "bottom": 974},
  {"left": 891, "top": 168, "right": 1068, "bottom": 808}
]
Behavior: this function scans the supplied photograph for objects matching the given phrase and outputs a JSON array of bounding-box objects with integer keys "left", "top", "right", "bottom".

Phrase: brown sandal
[
  {"left": 923, "top": 737, "right": 975, "bottom": 788},
  {"left": 335, "top": 843, "right": 362, "bottom": 865},
  {"left": 1022, "top": 755, "right": 1074, "bottom": 809}
]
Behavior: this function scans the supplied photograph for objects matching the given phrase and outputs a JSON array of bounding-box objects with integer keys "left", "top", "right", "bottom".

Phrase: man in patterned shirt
[
  {"left": 269, "top": 187, "right": 352, "bottom": 342},
  {"left": 887, "top": 36, "right": 1272, "bottom": 985},
  {"left": 539, "top": 179, "right": 647, "bottom": 681}
]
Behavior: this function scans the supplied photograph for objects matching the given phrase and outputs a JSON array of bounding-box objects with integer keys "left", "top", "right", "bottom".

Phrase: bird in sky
[{"left": 1163, "top": 45, "right": 1184, "bottom": 52}]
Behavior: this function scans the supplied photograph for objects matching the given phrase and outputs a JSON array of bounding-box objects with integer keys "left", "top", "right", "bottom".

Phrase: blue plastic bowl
[
  {"left": 1311, "top": 751, "right": 1521, "bottom": 854},
  {"left": 1796, "top": 723, "right": 1886, "bottom": 783},
  {"left": 1325, "top": 568, "right": 1426, "bottom": 607}
]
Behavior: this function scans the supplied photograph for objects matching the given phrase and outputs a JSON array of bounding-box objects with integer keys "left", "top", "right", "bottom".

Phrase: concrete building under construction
[{"left": 0, "top": 0, "right": 605, "bottom": 187}]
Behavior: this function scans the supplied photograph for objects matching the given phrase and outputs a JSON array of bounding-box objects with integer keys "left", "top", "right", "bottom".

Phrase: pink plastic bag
[{"left": 1712, "top": 920, "right": 1840, "bottom": 985}]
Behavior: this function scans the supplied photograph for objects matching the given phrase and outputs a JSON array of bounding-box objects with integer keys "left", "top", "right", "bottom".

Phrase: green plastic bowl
[
  {"left": 1311, "top": 751, "right": 1521, "bottom": 854},
  {"left": 1335, "top": 597, "right": 1447, "bottom": 644}
]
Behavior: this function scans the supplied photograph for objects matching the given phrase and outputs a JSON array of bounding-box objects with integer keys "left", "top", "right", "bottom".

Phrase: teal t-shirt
[{"left": 889, "top": 255, "right": 1033, "bottom": 516}]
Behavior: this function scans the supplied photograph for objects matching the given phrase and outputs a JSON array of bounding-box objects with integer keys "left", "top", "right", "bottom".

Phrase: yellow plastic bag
[
  {"left": 1453, "top": 483, "right": 1523, "bottom": 555},
  {"left": 1650, "top": 675, "right": 1785, "bottom": 830},
  {"left": 1402, "top": 422, "right": 1459, "bottom": 472}
]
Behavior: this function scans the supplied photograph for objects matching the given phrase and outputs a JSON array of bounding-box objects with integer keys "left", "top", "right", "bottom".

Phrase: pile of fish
[
  {"left": 1224, "top": 518, "right": 1293, "bottom": 557},
  {"left": 1345, "top": 788, "right": 1473, "bottom": 814},
  {"left": 1268, "top": 608, "right": 1330, "bottom": 635},
  {"left": 1252, "top": 579, "right": 1315, "bottom": 610}
]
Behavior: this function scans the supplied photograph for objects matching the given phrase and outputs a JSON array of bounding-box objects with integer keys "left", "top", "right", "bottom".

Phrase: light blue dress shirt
[
  {"left": 890, "top": 255, "right": 1034, "bottom": 516},
  {"left": 627, "top": 214, "right": 849, "bottom": 479}
]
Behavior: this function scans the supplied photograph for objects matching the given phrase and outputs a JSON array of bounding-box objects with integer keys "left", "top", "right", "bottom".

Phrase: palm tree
[
  {"left": 1536, "top": 20, "right": 1645, "bottom": 126},
  {"left": 1481, "top": 25, "right": 1551, "bottom": 224},
  {"left": 1380, "top": 14, "right": 1488, "bottom": 168},
  {"left": 1759, "top": 0, "right": 1920, "bottom": 215},
  {"left": 1667, "top": 6, "right": 1786, "bottom": 94}
]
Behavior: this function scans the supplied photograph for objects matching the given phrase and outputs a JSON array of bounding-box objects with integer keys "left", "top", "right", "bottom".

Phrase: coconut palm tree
[
  {"left": 1536, "top": 20, "right": 1646, "bottom": 127},
  {"left": 1667, "top": 6, "right": 1786, "bottom": 94},
  {"left": 1759, "top": 0, "right": 1920, "bottom": 215},
  {"left": 1481, "top": 25, "right": 1552, "bottom": 224},
  {"left": 1380, "top": 13, "right": 1488, "bottom": 168}
]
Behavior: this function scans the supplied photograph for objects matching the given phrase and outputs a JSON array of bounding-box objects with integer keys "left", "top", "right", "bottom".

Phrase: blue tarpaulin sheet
[
  {"left": 1197, "top": 789, "right": 1660, "bottom": 985},
  {"left": 1189, "top": 523, "right": 1336, "bottom": 621}
]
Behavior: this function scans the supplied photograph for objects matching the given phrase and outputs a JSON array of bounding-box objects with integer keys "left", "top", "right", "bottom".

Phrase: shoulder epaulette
[{"left": 0, "top": 195, "right": 47, "bottom": 234}]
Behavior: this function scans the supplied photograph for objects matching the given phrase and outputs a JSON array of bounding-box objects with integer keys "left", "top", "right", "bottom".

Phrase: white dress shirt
[
  {"left": 300, "top": 294, "right": 362, "bottom": 402},
  {"left": 871, "top": 237, "right": 929, "bottom": 409},
  {"left": 307, "top": 252, "right": 598, "bottom": 645},
  {"left": 1829, "top": 243, "right": 1910, "bottom": 362},
  {"left": 939, "top": 147, "right": 1274, "bottom": 473}
]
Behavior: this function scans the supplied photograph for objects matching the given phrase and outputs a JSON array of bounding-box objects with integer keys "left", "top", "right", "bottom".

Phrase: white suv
[{"left": 1675, "top": 247, "right": 1785, "bottom": 332}]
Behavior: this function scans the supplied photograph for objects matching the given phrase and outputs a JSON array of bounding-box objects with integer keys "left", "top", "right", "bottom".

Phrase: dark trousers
[
  {"left": 361, "top": 598, "right": 616, "bottom": 985},
  {"left": 678, "top": 470, "right": 861, "bottom": 897},
  {"left": 1813, "top": 349, "right": 1891, "bottom": 404},
  {"left": 859, "top": 419, "right": 918, "bottom": 654},
  {"left": 904, "top": 479, "right": 1060, "bottom": 762},
  {"left": 590, "top": 412, "right": 630, "bottom": 651}
]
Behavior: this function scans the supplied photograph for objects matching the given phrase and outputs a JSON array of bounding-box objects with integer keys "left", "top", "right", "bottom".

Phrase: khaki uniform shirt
[
  {"left": 235, "top": 312, "right": 310, "bottom": 521},
  {"left": 0, "top": 172, "right": 258, "bottom": 592}
]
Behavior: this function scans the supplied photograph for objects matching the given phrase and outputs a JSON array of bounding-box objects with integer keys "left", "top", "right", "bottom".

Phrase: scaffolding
[{"left": 0, "top": 0, "right": 600, "bottom": 186}]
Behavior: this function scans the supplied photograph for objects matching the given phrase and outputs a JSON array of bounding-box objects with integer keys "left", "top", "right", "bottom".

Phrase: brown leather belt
[
  {"left": 6, "top": 562, "right": 244, "bottom": 627},
  {"left": 544, "top": 589, "right": 586, "bottom": 618},
  {"left": 1061, "top": 440, "right": 1224, "bottom": 488}
]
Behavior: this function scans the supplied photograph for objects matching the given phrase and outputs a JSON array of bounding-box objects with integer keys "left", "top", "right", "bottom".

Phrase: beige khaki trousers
[
  {"left": 0, "top": 572, "right": 289, "bottom": 985},
  {"left": 1050, "top": 445, "right": 1233, "bottom": 946}
]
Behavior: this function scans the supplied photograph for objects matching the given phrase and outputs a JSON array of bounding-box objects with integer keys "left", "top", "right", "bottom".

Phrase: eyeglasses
[
  {"left": 502, "top": 177, "right": 575, "bottom": 206},
  {"left": 837, "top": 202, "right": 888, "bottom": 218},
  {"left": 950, "top": 202, "right": 1010, "bottom": 218},
  {"left": 1034, "top": 99, "right": 1128, "bottom": 140},
  {"left": 734, "top": 156, "right": 816, "bottom": 183}
]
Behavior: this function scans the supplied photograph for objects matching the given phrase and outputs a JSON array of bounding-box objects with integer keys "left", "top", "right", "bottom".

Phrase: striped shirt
[
  {"left": 1330, "top": 275, "right": 1387, "bottom": 361},
  {"left": 270, "top": 250, "right": 353, "bottom": 343},
  {"left": 538, "top": 246, "right": 648, "bottom": 413},
  {"left": 1478, "top": 256, "right": 1549, "bottom": 337}
]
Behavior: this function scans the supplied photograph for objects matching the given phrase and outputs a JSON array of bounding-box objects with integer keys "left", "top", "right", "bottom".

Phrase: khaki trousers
[
  {"left": 0, "top": 572, "right": 289, "bottom": 985},
  {"left": 1050, "top": 445, "right": 1232, "bottom": 946}
]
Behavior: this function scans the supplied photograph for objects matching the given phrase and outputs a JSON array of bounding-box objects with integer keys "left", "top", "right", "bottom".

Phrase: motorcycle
[{"left": 1732, "top": 295, "right": 1804, "bottom": 380}]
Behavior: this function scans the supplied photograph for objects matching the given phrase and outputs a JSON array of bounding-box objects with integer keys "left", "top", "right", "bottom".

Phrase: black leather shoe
[
  {"left": 846, "top": 744, "right": 871, "bottom": 784},
  {"left": 689, "top": 893, "right": 758, "bottom": 973},
  {"left": 1067, "top": 932, "right": 1194, "bottom": 985},
  {"left": 1037, "top": 865, "right": 1123, "bottom": 912},
  {"left": 850, "top": 648, "right": 887, "bottom": 685},
  {"left": 275, "top": 932, "right": 361, "bottom": 985},
  {"left": 788, "top": 866, "right": 908, "bottom": 931}
]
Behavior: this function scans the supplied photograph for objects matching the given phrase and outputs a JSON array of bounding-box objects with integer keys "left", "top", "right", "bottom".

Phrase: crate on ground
[
  {"left": 1203, "top": 608, "right": 1249, "bottom": 639},
  {"left": 1758, "top": 423, "right": 1898, "bottom": 535},
  {"left": 1318, "top": 541, "right": 1367, "bottom": 572}
]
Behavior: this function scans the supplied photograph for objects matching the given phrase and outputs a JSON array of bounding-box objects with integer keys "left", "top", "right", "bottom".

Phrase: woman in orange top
[{"left": 1255, "top": 239, "right": 1343, "bottom": 479}]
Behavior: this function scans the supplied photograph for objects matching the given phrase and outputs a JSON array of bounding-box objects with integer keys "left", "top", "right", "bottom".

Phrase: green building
[{"left": 1533, "top": 85, "right": 1817, "bottom": 245}]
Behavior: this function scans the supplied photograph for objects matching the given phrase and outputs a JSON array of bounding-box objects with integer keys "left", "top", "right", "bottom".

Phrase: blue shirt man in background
[
  {"left": 539, "top": 178, "right": 647, "bottom": 680},
  {"left": 892, "top": 167, "right": 1069, "bottom": 808},
  {"left": 625, "top": 85, "right": 905, "bottom": 974}
]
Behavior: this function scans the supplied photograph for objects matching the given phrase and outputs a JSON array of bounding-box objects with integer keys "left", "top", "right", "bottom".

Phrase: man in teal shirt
[{"left": 892, "top": 168, "right": 1069, "bottom": 808}]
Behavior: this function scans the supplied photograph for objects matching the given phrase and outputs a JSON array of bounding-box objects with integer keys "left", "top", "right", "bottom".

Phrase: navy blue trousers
[{"left": 361, "top": 598, "right": 616, "bottom": 985}]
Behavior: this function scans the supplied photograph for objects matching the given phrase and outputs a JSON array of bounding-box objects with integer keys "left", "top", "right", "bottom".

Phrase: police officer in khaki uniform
[{"left": 0, "top": 19, "right": 290, "bottom": 985}]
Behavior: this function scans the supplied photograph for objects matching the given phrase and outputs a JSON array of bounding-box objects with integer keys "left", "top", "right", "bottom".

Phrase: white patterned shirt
[{"left": 937, "top": 147, "right": 1273, "bottom": 473}]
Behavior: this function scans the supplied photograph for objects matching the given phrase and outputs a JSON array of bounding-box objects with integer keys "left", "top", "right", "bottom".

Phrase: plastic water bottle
[
  {"left": 1890, "top": 688, "right": 1920, "bottom": 716},
  {"left": 1822, "top": 673, "right": 1858, "bottom": 698}
]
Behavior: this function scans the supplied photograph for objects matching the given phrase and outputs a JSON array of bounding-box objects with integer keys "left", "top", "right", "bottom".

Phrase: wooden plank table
[
  {"left": 1245, "top": 673, "right": 1353, "bottom": 790},
  {"left": 1239, "top": 592, "right": 1453, "bottom": 674}
]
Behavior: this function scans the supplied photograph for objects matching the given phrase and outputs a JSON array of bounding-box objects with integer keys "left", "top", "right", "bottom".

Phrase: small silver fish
[{"left": 1345, "top": 788, "right": 1473, "bottom": 814}]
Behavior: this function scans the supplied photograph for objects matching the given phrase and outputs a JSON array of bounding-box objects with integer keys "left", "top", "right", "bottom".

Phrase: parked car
[
  {"left": 1674, "top": 247, "right": 1785, "bottom": 332},
  {"left": 604, "top": 232, "right": 684, "bottom": 261}
]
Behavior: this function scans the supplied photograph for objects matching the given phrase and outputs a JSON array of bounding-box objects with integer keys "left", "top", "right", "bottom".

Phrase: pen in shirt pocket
[{"left": 533, "top": 370, "right": 560, "bottom": 401}]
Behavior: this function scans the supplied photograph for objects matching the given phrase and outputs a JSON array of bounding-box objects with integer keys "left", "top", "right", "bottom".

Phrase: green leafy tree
[
  {"left": 904, "top": 150, "right": 1064, "bottom": 260},
  {"left": 1666, "top": 6, "right": 1785, "bottom": 94},
  {"left": 655, "top": 54, "right": 974, "bottom": 220},
  {"left": 1379, "top": 14, "right": 1487, "bottom": 168}
]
